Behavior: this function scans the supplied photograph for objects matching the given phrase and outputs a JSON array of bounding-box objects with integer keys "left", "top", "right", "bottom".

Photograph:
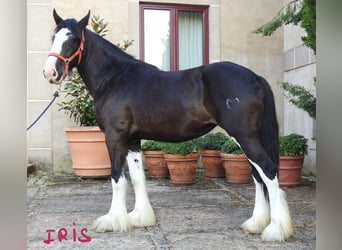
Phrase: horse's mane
[
  {"left": 54, "top": 18, "right": 159, "bottom": 96},
  {"left": 55, "top": 18, "right": 153, "bottom": 69},
  {"left": 86, "top": 29, "right": 137, "bottom": 64},
  {"left": 87, "top": 25, "right": 159, "bottom": 75}
]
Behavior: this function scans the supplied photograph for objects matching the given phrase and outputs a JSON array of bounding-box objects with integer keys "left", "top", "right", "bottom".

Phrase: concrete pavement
[{"left": 27, "top": 170, "right": 315, "bottom": 249}]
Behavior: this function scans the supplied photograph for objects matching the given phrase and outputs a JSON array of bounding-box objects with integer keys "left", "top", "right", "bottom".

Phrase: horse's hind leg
[
  {"left": 241, "top": 171, "right": 270, "bottom": 235},
  {"left": 248, "top": 156, "right": 293, "bottom": 242},
  {"left": 126, "top": 151, "right": 156, "bottom": 228},
  {"left": 234, "top": 137, "right": 293, "bottom": 241}
]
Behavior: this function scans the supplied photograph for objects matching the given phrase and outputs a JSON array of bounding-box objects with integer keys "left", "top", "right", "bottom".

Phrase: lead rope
[{"left": 27, "top": 88, "right": 60, "bottom": 131}]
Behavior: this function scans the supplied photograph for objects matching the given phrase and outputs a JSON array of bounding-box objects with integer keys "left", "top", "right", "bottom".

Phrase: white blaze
[{"left": 43, "top": 28, "right": 71, "bottom": 76}]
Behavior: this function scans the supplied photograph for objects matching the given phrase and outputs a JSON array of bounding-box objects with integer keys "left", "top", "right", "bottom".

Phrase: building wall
[
  {"left": 220, "top": 0, "right": 284, "bottom": 134},
  {"left": 27, "top": 0, "right": 54, "bottom": 171},
  {"left": 28, "top": 0, "right": 288, "bottom": 173},
  {"left": 283, "top": 21, "right": 316, "bottom": 174}
]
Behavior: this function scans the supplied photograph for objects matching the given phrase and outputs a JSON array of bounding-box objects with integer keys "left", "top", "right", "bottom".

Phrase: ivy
[
  {"left": 254, "top": 0, "right": 316, "bottom": 53},
  {"left": 281, "top": 81, "right": 316, "bottom": 119},
  {"left": 300, "top": 0, "right": 316, "bottom": 53}
]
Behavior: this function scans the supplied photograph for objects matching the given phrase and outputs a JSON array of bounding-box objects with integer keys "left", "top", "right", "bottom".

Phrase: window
[{"left": 140, "top": 4, "right": 209, "bottom": 71}]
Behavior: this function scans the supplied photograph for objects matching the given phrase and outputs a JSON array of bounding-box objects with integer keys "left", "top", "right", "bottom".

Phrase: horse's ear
[
  {"left": 78, "top": 10, "right": 90, "bottom": 29},
  {"left": 53, "top": 9, "right": 63, "bottom": 25}
]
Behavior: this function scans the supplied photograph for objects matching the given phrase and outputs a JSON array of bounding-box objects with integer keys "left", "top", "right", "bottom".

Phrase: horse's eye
[{"left": 69, "top": 36, "right": 78, "bottom": 44}]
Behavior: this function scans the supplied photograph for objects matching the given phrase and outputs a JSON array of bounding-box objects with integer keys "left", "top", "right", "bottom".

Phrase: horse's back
[
  {"left": 202, "top": 61, "right": 265, "bottom": 101},
  {"left": 203, "top": 61, "right": 259, "bottom": 85}
]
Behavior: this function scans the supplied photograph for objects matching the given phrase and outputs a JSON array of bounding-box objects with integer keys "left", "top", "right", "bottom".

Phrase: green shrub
[
  {"left": 197, "top": 132, "right": 228, "bottom": 150},
  {"left": 220, "top": 139, "right": 243, "bottom": 155},
  {"left": 161, "top": 140, "right": 199, "bottom": 156},
  {"left": 141, "top": 141, "right": 164, "bottom": 151},
  {"left": 279, "top": 133, "right": 308, "bottom": 156}
]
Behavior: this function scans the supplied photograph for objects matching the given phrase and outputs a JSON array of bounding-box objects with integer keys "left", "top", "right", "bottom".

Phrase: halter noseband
[{"left": 48, "top": 29, "right": 85, "bottom": 77}]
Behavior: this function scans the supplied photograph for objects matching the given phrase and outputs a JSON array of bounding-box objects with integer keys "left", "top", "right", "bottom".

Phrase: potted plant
[
  {"left": 161, "top": 140, "right": 200, "bottom": 185},
  {"left": 141, "top": 140, "right": 169, "bottom": 178},
  {"left": 278, "top": 133, "right": 308, "bottom": 187},
  {"left": 197, "top": 132, "right": 228, "bottom": 178},
  {"left": 220, "top": 139, "right": 251, "bottom": 184},
  {"left": 58, "top": 14, "right": 133, "bottom": 177}
]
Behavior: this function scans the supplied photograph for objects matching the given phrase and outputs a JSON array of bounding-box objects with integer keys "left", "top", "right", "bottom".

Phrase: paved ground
[{"left": 27, "top": 170, "right": 315, "bottom": 250}]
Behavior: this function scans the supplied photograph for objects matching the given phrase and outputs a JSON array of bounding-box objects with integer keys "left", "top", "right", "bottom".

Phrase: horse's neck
[{"left": 77, "top": 30, "right": 134, "bottom": 98}]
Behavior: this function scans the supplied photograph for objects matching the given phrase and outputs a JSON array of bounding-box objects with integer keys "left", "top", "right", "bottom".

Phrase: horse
[{"left": 43, "top": 9, "right": 293, "bottom": 242}]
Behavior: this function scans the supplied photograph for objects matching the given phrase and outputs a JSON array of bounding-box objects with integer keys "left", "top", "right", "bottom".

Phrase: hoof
[
  {"left": 128, "top": 205, "right": 156, "bottom": 228},
  {"left": 261, "top": 219, "right": 293, "bottom": 242},
  {"left": 92, "top": 213, "right": 132, "bottom": 233},
  {"left": 241, "top": 215, "right": 270, "bottom": 235}
]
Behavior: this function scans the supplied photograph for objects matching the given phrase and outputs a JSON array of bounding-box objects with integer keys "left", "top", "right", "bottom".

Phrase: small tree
[
  {"left": 254, "top": 0, "right": 316, "bottom": 119},
  {"left": 254, "top": 0, "right": 316, "bottom": 53}
]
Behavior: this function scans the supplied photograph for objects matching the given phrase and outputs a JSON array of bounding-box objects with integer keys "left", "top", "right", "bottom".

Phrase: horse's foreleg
[
  {"left": 92, "top": 174, "right": 132, "bottom": 233},
  {"left": 127, "top": 151, "right": 156, "bottom": 227},
  {"left": 92, "top": 134, "right": 132, "bottom": 233}
]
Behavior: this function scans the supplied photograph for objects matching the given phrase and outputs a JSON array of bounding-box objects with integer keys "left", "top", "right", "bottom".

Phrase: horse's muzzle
[{"left": 43, "top": 68, "right": 64, "bottom": 84}]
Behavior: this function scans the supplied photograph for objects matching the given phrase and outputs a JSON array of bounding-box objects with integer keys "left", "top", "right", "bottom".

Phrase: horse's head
[{"left": 43, "top": 9, "right": 90, "bottom": 84}]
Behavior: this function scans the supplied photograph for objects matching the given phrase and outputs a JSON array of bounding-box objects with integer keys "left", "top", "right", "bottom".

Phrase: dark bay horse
[{"left": 43, "top": 10, "right": 293, "bottom": 242}]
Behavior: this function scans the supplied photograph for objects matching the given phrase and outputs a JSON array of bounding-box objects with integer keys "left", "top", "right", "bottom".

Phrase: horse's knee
[
  {"left": 231, "top": 137, "right": 277, "bottom": 180},
  {"left": 247, "top": 157, "right": 277, "bottom": 185},
  {"left": 258, "top": 157, "right": 277, "bottom": 180}
]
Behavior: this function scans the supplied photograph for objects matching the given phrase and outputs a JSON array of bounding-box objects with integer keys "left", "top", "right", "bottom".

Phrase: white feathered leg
[
  {"left": 248, "top": 158, "right": 293, "bottom": 242},
  {"left": 92, "top": 175, "right": 132, "bottom": 233},
  {"left": 127, "top": 151, "right": 156, "bottom": 227},
  {"left": 241, "top": 177, "right": 270, "bottom": 234}
]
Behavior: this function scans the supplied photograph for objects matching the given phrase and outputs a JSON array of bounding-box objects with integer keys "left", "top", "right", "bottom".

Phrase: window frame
[{"left": 140, "top": 3, "right": 209, "bottom": 71}]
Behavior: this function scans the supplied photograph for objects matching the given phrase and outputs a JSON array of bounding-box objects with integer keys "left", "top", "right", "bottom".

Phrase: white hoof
[
  {"left": 241, "top": 215, "right": 270, "bottom": 235},
  {"left": 92, "top": 213, "right": 132, "bottom": 233},
  {"left": 261, "top": 219, "right": 293, "bottom": 242},
  {"left": 128, "top": 205, "right": 156, "bottom": 228}
]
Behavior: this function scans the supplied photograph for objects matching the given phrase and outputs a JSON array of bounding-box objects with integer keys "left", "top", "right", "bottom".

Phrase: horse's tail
[{"left": 258, "top": 76, "right": 279, "bottom": 169}]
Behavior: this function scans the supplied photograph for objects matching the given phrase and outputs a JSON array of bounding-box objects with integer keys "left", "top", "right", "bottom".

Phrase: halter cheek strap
[{"left": 48, "top": 29, "right": 85, "bottom": 77}]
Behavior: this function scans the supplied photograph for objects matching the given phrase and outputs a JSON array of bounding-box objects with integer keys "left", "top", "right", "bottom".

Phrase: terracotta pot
[
  {"left": 201, "top": 150, "right": 225, "bottom": 178},
  {"left": 143, "top": 150, "right": 169, "bottom": 178},
  {"left": 221, "top": 153, "right": 251, "bottom": 184},
  {"left": 164, "top": 152, "right": 200, "bottom": 185},
  {"left": 278, "top": 155, "right": 304, "bottom": 187},
  {"left": 64, "top": 127, "right": 111, "bottom": 177}
]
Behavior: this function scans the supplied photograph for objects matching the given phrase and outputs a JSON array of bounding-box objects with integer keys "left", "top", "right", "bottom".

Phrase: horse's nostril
[{"left": 43, "top": 68, "right": 58, "bottom": 81}]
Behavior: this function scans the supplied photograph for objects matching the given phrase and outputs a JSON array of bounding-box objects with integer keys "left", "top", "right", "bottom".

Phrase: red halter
[{"left": 48, "top": 30, "right": 85, "bottom": 77}]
